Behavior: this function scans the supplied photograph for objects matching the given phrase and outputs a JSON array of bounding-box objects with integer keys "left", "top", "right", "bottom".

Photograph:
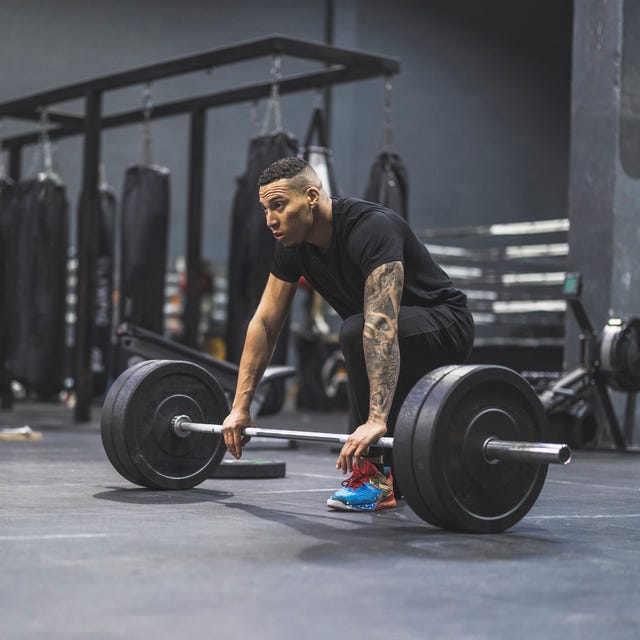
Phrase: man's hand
[
  {"left": 222, "top": 409, "right": 254, "bottom": 459},
  {"left": 336, "top": 420, "right": 387, "bottom": 474}
]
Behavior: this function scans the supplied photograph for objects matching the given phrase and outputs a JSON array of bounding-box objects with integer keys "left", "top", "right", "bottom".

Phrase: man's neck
[{"left": 308, "top": 198, "right": 333, "bottom": 250}]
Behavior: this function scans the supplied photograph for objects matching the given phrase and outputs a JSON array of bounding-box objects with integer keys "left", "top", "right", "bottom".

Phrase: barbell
[{"left": 101, "top": 359, "right": 571, "bottom": 534}]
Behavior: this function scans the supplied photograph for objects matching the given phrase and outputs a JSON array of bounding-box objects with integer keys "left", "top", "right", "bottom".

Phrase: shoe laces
[{"left": 341, "top": 466, "right": 374, "bottom": 489}]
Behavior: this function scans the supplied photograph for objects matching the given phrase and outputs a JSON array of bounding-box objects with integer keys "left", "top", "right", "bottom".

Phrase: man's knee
[{"left": 339, "top": 314, "right": 364, "bottom": 357}]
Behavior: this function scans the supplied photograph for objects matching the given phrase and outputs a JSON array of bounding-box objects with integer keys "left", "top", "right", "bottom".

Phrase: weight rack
[{"left": 0, "top": 35, "right": 400, "bottom": 421}]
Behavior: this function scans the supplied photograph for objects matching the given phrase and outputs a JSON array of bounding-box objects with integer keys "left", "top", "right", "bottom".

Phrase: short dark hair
[{"left": 258, "top": 157, "right": 309, "bottom": 186}]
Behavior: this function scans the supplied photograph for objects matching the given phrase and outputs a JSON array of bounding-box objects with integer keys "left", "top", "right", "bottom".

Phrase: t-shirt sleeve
[
  {"left": 270, "top": 243, "right": 302, "bottom": 283},
  {"left": 348, "top": 211, "right": 404, "bottom": 279}
]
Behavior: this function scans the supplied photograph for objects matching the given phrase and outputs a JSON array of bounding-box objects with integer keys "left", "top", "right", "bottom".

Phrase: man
[{"left": 222, "top": 157, "right": 474, "bottom": 512}]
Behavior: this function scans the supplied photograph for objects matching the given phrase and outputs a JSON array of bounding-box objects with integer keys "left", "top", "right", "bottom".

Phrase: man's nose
[{"left": 265, "top": 211, "right": 277, "bottom": 228}]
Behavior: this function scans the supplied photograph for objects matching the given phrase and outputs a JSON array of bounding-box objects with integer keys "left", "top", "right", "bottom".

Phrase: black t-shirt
[{"left": 270, "top": 197, "right": 466, "bottom": 320}]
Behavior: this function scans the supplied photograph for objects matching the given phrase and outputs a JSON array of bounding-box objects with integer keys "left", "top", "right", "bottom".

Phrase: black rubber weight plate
[
  {"left": 415, "top": 365, "right": 549, "bottom": 533},
  {"left": 109, "top": 360, "right": 229, "bottom": 489},
  {"left": 210, "top": 459, "right": 287, "bottom": 479},
  {"left": 393, "top": 364, "right": 461, "bottom": 530},
  {"left": 101, "top": 360, "right": 157, "bottom": 485}
]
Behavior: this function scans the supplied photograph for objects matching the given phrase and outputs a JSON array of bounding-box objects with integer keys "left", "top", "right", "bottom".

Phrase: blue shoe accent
[{"left": 327, "top": 459, "right": 396, "bottom": 512}]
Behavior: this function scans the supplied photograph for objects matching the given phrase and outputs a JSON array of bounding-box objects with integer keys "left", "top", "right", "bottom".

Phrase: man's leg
[{"left": 328, "top": 304, "right": 474, "bottom": 509}]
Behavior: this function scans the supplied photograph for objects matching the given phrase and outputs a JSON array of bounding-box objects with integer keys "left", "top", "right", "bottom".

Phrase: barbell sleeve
[
  {"left": 484, "top": 438, "right": 571, "bottom": 465},
  {"left": 172, "top": 416, "right": 571, "bottom": 464}
]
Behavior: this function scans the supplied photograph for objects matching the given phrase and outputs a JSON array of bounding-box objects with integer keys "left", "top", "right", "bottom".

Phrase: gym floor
[{"left": 1, "top": 402, "right": 639, "bottom": 640}]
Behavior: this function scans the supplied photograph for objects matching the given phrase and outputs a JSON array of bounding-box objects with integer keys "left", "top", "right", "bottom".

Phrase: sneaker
[{"left": 327, "top": 459, "right": 396, "bottom": 512}]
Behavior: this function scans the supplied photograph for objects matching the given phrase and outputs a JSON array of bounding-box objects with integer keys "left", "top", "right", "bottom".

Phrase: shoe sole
[{"left": 327, "top": 496, "right": 397, "bottom": 512}]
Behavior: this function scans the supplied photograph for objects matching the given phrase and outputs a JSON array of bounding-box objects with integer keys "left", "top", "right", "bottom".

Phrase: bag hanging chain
[
  {"left": 261, "top": 55, "right": 283, "bottom": 135},
  {"left": 40, "top": 108, "right": 55, "bottom": 176},
  {"left": 0, "top": 119, "right": 6, "bottom": 180},
  {"left": 141, "top": 83, "right": 153, "bottom": 165},
  {"left": 383, "top": 75, "right": 394, "bottom": 152}
]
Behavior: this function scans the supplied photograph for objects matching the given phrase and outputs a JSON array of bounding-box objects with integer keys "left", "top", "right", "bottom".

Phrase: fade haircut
[{"left": 258, "top": 157, "right": 320, "bottom": 192}]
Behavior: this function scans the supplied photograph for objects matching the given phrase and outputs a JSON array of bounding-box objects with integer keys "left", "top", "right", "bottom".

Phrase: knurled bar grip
[{"left": 172, "top": 416, "right": 571, "bottom": 465}]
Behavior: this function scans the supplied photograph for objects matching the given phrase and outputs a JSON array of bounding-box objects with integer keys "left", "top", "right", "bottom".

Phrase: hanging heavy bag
[
  {"left": 303, "top": 106, "right": 341, "bottom": 198},
  {"left": 225, "top": 132, "right": 298, "bottom": 415},
  {"left": 225, "top": 131, "right": 299, "bottom": 365},
  {"left": 118, "top": 164, "right": 169, "bottom": 335},
  {"left": 6, "top": 175, "right": 69, "bottom": 395},
  {"left": 363, "top": 150, "right": 409, "bottom": 221},
  {"left": 87, "top": 181, "right": 116, "bottom": 396},
  {"left": 294, "top": 106, "right": 348, "bottom": 411},
  {"left": 0, "top": 176, "right": 17, "bottom": 404}
]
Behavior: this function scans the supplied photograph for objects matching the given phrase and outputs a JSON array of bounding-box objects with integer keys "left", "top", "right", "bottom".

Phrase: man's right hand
[{"left": 222, "top": 409, "right": 254, "bottom": 459}]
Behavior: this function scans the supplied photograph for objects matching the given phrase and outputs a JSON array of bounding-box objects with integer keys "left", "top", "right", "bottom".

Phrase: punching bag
[
  {"left": 225, "top": 132, "right": 298, "bottom": 365},
  {"left": 225, "top": 132, "right": 298, "bottom": 415},
  {"left": 118, "top": 165, "right": 170, "bottom": 335},
  {"left": 6, "top": 175, "right": 69, "bottom": 395},
  {"left": 88, "top": 182, "right": 117, "bottom": 395},
  {"left": 363, "top": 151, "right": 410, "bottom": 222},
  {"left": 0, "top": 176, "right": 17, "bottom": 403},
  {"left": 303, "top": 107, "right": 340, "bottom": 198}
]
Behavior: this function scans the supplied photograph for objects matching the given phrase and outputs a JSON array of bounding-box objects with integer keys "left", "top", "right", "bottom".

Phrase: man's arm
[
  {"left": 223, "top": 274, "right": 297, "bottom": 458},
  {"left": 336, "top": 260, "right": 404, "bottom": 472},
  {"left": 363, "top": 260, "right": 404, "bottom": 426}
]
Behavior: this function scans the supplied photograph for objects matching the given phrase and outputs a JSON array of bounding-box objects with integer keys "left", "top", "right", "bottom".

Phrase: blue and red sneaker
[{"left": 327, "top": 458, "right": 396, "bottom": 511}]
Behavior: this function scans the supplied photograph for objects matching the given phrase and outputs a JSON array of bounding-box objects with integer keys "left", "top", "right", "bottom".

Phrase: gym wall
[{"left": 0, "top": 0, "right": 572, "bottom": 263}]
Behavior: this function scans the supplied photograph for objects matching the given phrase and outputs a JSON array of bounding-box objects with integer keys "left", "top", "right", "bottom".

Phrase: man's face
[{"left": 258, "top": 179, "right": 313, "bottom": 248}]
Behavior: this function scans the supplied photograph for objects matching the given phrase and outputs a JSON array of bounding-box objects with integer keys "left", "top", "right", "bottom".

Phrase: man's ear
[{"left": 306, "top": 186, "right": 320, "bottom": 207}]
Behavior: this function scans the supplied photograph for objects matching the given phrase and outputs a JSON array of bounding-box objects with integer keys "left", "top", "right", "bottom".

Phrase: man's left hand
[{"left": 336, "top": 420, "right": 387, "bottom": 474}]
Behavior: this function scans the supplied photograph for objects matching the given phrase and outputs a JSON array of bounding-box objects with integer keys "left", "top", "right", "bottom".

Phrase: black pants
[{"left": 339, "top": 302, "right": 475, "bottom": 464}]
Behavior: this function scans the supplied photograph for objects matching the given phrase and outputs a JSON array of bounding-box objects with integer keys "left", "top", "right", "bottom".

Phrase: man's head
[
  {"left": 258, "top": 157, "right": 321, "bottom": 192},
  {"left": 258, "top": 157, "right": 329, "bottom": 249}
]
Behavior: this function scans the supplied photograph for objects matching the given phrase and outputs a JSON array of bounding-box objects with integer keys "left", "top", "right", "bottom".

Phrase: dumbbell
[{"left": 101, "top": 360, "right": 570, "bottom": 534}]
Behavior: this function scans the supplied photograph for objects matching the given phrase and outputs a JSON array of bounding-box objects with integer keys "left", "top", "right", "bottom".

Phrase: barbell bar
[
  {"left": 101, "top": 359, "right": 571, "bottom": 533},
  {"left": 171, "top": 415, "right": 571, "bottom": 466}
]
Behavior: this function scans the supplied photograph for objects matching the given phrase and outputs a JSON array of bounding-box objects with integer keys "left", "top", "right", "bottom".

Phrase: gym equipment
[
  {"left": 363, "top": 151, "right": 409, "bottom": 221},
  {"left": 363, "top": 78, "right": 409, "bottom": 221},
  {"left": 118, "top": 164, "right": 170, "bottom": 336},
  {"left": 225, "top": 127, "right": 298, "bottom": 417},
  {"left": 540, "top": 273, "right": 639, "bottom": 448},
  {"left": 225, "top": 133, "right": 298, "bottom": 367},
  {"left": 0, "top": 175, "right": 16, "bottom": 406},
  {"left": 210, "top": 459, "right": 286, "bottom": 479},
  {"left": 114, "top": 322, "right": 296, "bottom": 417},
  {"left": 6, "top": 173, "right": 69, "bottom": 394},
  {"left": 101, "top": 359, "right": 570, "bottom": 533},
  {"left": 87, "top": 178, "right": 116, "bottom": 396}
]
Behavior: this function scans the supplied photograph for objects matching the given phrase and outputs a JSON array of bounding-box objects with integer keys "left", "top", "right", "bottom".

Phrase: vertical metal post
[
  {"left": 183, "top": 108, "right": 206, "bottom": 348},
  {"left": 323, "top": 0, "right": 335, "bottom": 146},
  {"left": 74, "top": 90, "right": 102, "bottom": 422},
  {"left": 8, "top": 145, "right": 21, "bottom": 182}
]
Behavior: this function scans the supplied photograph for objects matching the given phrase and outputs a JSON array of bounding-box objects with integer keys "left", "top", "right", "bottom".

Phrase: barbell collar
[{"left": 484, "top": 438, "right": 571, "bottom": 465}]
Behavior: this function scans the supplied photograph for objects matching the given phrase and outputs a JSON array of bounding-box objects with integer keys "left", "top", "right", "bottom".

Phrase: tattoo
[{"left": 362, "top": 261, "right": 403, "bottom": 424}]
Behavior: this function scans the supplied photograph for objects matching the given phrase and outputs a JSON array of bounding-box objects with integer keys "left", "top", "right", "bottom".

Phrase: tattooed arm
[{"left": 336, "top": 260, "right": 404, "bottom": 473}]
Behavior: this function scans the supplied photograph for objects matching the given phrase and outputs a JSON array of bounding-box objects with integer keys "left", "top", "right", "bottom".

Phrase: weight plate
[
  {"left": 393, "top": 364, "right": 461, "bottom": 530},
  {"left": 209, "top": 459, "right": 286, "bottom": 479},
  {"left": 101, "top": 360, "right": 155, "bottom": 485},
  {"left": 414, "top": 365, "right": 549, "bottom": 533},
  {"left": 600, "top": 318, "right": 640, "bottom": 392},
  {"left": 108, "top": 360, "right": 228, "bottom": 489}
]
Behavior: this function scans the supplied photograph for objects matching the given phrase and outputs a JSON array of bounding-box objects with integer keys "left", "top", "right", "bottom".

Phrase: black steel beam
[
  {"left": 2, "top": 64, "right": 388, "bottom": 149},
  {"left": 0, "top": 35, "right": 399, "bottom": 120},
  {"left": 183, "top": 109, "right": 207, "bottom": 348},
  {"left": 74, "top": 90, "right": 102, "bottom": 422}
]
